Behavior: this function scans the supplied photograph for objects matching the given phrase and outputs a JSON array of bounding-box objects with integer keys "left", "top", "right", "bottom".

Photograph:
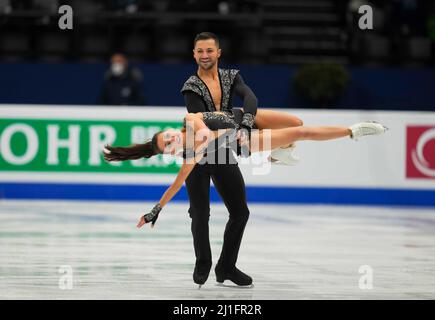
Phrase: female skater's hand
[
  {"left": 137, "top": 216, "right": 147, "bottom": 228},
  {"left": 137, "top": 203, "right": 162, "bottom": 229}
]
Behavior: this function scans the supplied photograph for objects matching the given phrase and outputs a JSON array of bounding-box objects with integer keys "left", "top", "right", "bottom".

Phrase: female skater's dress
[{"left": 182, "top": 110, "right": 257, "bottom": 159}]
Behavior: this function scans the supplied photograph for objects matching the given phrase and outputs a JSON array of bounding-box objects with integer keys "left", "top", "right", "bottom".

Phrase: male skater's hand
[{"left": 137, "top": 203, "right": 162, "bottom": 229}]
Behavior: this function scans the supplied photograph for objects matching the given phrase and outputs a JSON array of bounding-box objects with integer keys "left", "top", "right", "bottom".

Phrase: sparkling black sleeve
[
  {"left": 232, "top": 73, "right": 258, "bottom": 116},
  {"left": 183, "top": 91, "right": 207, "bottom": 113}
]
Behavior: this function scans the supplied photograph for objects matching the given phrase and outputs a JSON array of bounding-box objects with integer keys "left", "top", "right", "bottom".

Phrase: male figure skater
[{"left": 180, "top": 32, "right": 257, "bottom": 287}]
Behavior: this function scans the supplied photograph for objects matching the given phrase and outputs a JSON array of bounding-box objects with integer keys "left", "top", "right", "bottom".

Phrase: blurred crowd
[
  {"left": 0, "top": 1, "right": 434, "bottom": 109},
  {"left": 0, "top": 0, "right": 259, "bottom": 14},
  {"left": 344, "top": 0, "right": 434, "bottom": 65},
  {"left": 0, "top": 0, "right": 434, "bottom": 67}
]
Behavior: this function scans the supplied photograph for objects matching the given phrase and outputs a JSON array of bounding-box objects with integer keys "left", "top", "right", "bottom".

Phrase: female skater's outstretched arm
[
  {"left": 135, "top": 160, "right": 196, "bottom": 229},
  {"left": 136, "top": 114, "right": 238, "bottom": 228},
  {"left": 104, "top": 113, "right": 217, "bottom": 229}
]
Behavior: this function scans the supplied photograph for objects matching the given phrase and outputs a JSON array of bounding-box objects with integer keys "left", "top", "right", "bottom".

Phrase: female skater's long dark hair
[{"left": 103, "top": 131, "right": 162, "bottom": 162}]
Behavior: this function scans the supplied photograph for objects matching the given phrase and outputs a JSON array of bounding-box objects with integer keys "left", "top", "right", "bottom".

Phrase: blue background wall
[{"left": 0, "top": 63, "right": 434, "bottom": 110}]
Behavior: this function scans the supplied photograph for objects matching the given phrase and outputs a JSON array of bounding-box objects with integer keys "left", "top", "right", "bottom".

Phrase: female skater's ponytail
[{"left": 103, "top": 131, "right": 162, "bottom": 162}]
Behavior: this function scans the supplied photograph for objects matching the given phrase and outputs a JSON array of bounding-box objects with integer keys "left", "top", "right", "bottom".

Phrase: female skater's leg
[
  {"left": 254, "top": 109, "right": 303, "bottom": 130},
  {"left": 250, "top": 121, "right": 387, "bottom": 153},
  {"left": 253, "top": 109, "right": 303, "bottom": 165},
  {"left": 250, "top": 126, "right": 351, "bottom": 153}
]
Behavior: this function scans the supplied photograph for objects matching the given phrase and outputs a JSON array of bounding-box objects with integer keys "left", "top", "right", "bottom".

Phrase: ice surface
[{"left": 1, "top": 200, "right": 434, "bottom": 299}]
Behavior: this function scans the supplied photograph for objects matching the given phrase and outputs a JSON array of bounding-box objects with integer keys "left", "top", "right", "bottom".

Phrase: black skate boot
[
  {"left": 193, "top": 260, "right": 212, "bottom": 289},
  {"left": 215, "top": 265, "right": 253, "bottom": 287}
]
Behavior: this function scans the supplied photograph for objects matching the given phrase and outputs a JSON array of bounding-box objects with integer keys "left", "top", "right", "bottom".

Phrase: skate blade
[
  {"left": 367, "top": 121, "right": 389, "bottom": 132},
  {"left": 267, "top": 156, "right": 297, "bottom": 166},
  {"left": 216, "top": 282, "right": 254, "bottom": 289}
]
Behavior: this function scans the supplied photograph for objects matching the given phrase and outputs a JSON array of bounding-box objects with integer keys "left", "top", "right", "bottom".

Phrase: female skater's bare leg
[
  {"left": 254, "top": 109, "right": 303, "bottom": 130},
  {"left": 250, "top": 121, "right": 387, "bottom": 154},
  {"left": 250, "top": 126, "right": 350, "bottom": 153},
  {"left": 254, "top": 109, "right": 303, "bottom": 165}
]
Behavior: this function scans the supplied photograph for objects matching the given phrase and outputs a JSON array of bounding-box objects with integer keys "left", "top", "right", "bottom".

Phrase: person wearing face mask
[{"left": 99, "top": 53, "right": 146, "bottom": 106}]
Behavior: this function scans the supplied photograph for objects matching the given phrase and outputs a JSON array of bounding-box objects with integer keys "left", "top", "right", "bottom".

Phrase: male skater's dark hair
[
  {"left": 194, "top": 32, "right": 220, "bottom": 48},
  {"left": 103, "top": 131, "right": 162, "bottom": 162}
]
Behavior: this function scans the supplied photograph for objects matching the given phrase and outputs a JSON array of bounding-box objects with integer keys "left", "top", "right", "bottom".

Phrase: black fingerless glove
[
  {"left": 240, "top": 113, "right": 255, "bottom": 132},
  {"left": 143, "top": 203, "right": 162, "bottom": 227},
  {"left": 238, "top": 113, "right": 254, "bottom": 143}
]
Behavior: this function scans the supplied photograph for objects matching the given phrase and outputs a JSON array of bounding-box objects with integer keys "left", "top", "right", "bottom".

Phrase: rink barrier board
[{"left": 1, "top": 105, "right": 435, "bottom": 206}]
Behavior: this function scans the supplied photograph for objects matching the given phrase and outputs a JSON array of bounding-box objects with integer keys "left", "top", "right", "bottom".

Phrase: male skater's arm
[
  {"left": 184, "top": 91, "right": 207, "bottom": 113},
  {"left": 233, "top": 73, "right": 258, "bottom": 129},
  {"left": 232, "top": 73, "right": 258, "bottom": 147}
]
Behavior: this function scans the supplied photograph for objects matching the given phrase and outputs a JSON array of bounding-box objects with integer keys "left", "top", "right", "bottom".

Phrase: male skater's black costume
[{"left": 181, "top": 69, "right": 258, "bottom": 286}]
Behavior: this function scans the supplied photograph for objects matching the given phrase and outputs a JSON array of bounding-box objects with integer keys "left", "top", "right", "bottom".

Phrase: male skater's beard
[{"left": 199, "top": 60, "right": 216, "bottom": 71}]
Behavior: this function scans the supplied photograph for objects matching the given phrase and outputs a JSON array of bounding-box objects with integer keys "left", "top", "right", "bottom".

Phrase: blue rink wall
[
  {"left": 1, "top": 106, "right": 435, "bottom": 207},
  {"left": 1, "top": 63, "right": 435, "bottom": 110},
  {"left": 1, "top": 182, "right": 435, "bottom": 207}
]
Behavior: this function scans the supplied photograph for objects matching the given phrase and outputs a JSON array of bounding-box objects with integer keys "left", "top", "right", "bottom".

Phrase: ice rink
[{"left": 1, "top": 200, "right": 435, "bottom": 300}]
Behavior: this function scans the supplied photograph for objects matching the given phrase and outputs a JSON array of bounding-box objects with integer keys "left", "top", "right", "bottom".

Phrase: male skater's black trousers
[{"left": 185, "top": 162, "right": 250, "bottom": 272}]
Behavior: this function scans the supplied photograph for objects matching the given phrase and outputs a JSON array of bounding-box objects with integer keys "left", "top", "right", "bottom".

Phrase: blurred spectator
[{"left": 99, "top": 53, "right": 146, "bottom": 106}]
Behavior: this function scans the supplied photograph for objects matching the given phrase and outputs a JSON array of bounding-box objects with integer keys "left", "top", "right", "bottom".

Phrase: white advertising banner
[{"left": 1, "top": 105, "right": 434, "bottom": 206}]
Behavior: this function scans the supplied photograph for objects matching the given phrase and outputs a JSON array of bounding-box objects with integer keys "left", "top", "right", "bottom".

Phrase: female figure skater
[{"left": 103, "top": 109, "right": 387, "bottom": 228}]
